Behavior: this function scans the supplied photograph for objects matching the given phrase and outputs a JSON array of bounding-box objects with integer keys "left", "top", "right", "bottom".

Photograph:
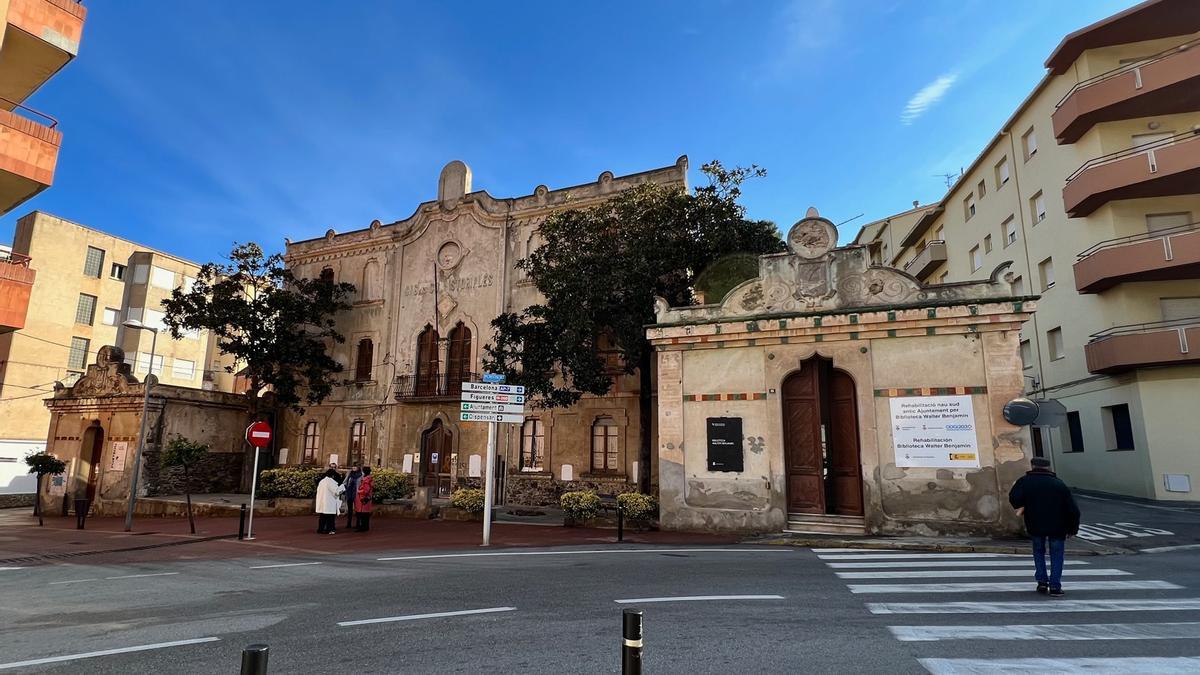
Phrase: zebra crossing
[{"left": 814, "top": 547, "right": 1200, "bottom": 674}]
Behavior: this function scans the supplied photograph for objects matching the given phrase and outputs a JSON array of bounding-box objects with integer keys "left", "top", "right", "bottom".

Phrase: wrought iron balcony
[{"left": 394, "top": 371, "right": 479, "bottom": 401}]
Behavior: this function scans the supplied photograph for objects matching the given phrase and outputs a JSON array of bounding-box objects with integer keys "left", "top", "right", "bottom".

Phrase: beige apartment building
[
  {"left": 0, "top": 212, "right": 233, "bottom": 473},
  {"left": 855, "top": 0, "right": 1200, "bottom": 501}
]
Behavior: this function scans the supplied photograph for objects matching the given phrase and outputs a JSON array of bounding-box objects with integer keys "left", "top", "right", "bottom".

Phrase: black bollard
[
  {"left": 240, "top": 644, "right": 269, "bottom": 675},
  {"left": 622, "top": 609, "right": 643, "bottom": 674},
  {"left": 238, "top": 504, "right": 248, "bottom": 540},
  {"left": 617, "top": 504, "right": 624, "bottom": 543}
]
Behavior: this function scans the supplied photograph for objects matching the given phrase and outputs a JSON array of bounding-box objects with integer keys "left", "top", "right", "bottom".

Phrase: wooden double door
[
  {"left": 420, "top": 419, "right": 453, "bottom": 497},
  {"left": 782, "top": 356, "right": 863, "bottom": 516}
]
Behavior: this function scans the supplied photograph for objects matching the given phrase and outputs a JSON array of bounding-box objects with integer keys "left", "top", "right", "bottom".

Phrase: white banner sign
[
  {"left": 460, "top": 412, "right": 524, "bottom": 424},
  {"left": 462, "top": 382, "right": 526, "bottom": 395},
  {"left": 461, "top": 391, "right": 525, "bottom": 404},
  {"left": 460, "top": 402, "right": 525, "bottom": 414},
  {"left": 890, "top": 395, "right": 980, "bottom": 468},
  {"left": 108, "top": 441, "right": 128, "bottom": 472}
]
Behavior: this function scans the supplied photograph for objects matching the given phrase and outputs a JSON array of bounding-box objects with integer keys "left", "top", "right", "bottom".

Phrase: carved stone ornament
[
  {"left": 66, "top": 345, "right": 143, "bottom": 398},
  {"left": 437, "top": 241, "right": 464, "bottom": 270},
  {"left": 786, "top": 208, "right": 836, "bottom": 259}
]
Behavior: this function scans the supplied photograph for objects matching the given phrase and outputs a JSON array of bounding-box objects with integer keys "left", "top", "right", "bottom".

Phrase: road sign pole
[
  {"left": 482, "top": 420, "right": 497, "bottom": 546},
  {"left": 245, "top": 445, "right": 261, "bottom": 540}
]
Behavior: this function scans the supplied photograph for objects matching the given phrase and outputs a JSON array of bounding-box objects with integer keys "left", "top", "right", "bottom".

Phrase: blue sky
[{"left": 6, "top": 0, "right": 1136, "bottom": 259}]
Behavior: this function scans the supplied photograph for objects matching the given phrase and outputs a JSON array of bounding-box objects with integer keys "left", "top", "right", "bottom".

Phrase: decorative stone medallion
[
  {"left": 437, "top": 241, "right": 463, "bottom": 270},
  {"left": 786, "top": 210, "right": 837, "bottom": 259}
]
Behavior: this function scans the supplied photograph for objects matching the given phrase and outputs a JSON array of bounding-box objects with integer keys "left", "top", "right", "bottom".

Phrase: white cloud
[
  {"left": 756, "top": 0, "right": 842, "bottom": 82},
  {"left": 901, "top": 72, "right": 958, "bottom": 125}
]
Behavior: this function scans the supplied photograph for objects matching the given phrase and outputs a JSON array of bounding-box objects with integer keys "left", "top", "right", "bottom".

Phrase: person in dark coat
[
  {"left": 343, "top": 466, "right": 362, "bottom": 530},
  {"left": 1008, "top": 456, "right": 1081, "bottom": 597}
]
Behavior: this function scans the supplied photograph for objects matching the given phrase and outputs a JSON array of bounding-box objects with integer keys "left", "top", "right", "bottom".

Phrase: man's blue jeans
[{"left": 1031, "top": 536, "right": 1066, "bottom": 588}]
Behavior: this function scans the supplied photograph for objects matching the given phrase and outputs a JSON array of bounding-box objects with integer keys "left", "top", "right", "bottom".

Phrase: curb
[
  {"left": 749, "top": 536, "right": 1126, "bottom": 556},
  {"left": 0, "top": 533, "right": 237, "bottom": 566}
]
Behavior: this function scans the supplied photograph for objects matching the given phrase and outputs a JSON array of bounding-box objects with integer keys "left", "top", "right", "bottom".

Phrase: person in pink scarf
[{"left": 355, "top": 466, "right": 374, "bottom": 532}]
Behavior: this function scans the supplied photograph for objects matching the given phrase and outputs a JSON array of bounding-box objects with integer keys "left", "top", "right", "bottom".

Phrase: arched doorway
[
  {"left": 782, "top": 356, "right": 863, "bottom": 516},
  {"left": 420, "top": 419, "right": 453, "bottom": 497},
  {"left": 80, "top": 422, "right": 105, "bottom": 502}
]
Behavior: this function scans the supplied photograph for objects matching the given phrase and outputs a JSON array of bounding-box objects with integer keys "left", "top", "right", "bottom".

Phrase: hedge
[{"left": 258, "top": 466, "right": 323, "bottom": 499}]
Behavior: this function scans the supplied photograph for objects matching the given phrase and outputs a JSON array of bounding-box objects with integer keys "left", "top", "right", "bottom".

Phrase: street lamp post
[{"left": 123, "top": 319, "right": 159, "bottom": 532}]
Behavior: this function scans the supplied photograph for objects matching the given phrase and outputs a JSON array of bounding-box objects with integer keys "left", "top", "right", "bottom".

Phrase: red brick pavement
[{"left": 0, "top": 510, "right": 738, "bottom": 567}]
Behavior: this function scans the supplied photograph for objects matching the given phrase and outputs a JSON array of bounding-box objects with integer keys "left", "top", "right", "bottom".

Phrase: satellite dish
[{"left": 1003, "top": 398, "right": 1040, "bottom": 426}]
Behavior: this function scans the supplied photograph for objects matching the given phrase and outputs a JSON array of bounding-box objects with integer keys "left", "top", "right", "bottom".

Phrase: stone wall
[
  {"left": 0, "top": 493, "right": 34, "bottom": 509},
  {"left": 142, "top": 448, "right": 244, "bottom": 496}
]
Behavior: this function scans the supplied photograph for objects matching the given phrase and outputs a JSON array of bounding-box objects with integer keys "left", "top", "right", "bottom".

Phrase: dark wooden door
[
  {"left": 782, "top": 364, "right": 824, "bottom": 514},
  {"left": 415, "top": 325, "right": 439, "bottom": 396},
  {"left": 827, "top": 370, "right": 863, "bottom": 516},
  {"left": 445, "top": 322, "right": 471, "bottom": 395},
  {"left": 84, "top": 428, "right": 104, "bottom": 502},
  {"left": 420, "top": 421, "right": 453, "bottom": 496}
]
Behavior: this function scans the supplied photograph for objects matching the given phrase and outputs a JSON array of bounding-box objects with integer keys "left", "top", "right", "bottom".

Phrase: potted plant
[
  {"left": 617, "top": 492, "right": 658, "bottom": 531},
  {"left": 560, "top": 490, "right": 601, "bottom": 527},
  {"left": 448, "top": 488, "right": 486, "bottom": 521}
]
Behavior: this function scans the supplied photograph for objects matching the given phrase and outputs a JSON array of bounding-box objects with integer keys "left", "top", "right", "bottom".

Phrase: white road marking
[
  {"left": 920, "top": 656, "right": 1200, "bottom": 674},
  {"left": 0, "top": 567, "right": 23, "bottom": 571},
  {"left": 1143, "top": 543, "right": 1200, "bottom": 554},
  {"left": 377, "top": 548, "right": 793, "bottom": 561},
  {"left": 248, "top": 562, "right": 323, "bottom": 570},
  {"left": 614, "top": 595, "right": 784, "bottom": 604},
  {"left": 818, "top": 553, "right": 1023, "bottom": 560},
  {"left": 848, "top": 580, "right": 1180, "bottom": 594},
  {"left": 48, "top": 578, "right": 98, "bottom": 585},
  {"left": 811, "top": 548, "right": 906, "bottom": 553},
  {"left": 837, "top": 568, "right": 1129, "bottom": 580},
  {"left": 826, "top": 560, "right": 1090, "bottom": 569},
  {"left": 338, "top": 606, "right": 516, "bottom": 627},
  {"left": 867, "top": 598, "right": 1200, "bottom": 615},
  {"left": 105, "top": 572, "right": 180, "bottom": 580},
  {"left": 0, "top": 637, "right": 220, "bottom": 671},
  {"left": 892, "top": 621, "right": 1200, "bottom": 642}
]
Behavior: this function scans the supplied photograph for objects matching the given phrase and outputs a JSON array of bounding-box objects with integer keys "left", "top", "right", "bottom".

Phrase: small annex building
[
  {"left": 37, "top": 346, "right": 256, "bottom": 516},
  {"left": 648, "top": 209, "right": 1037, "bottom": 536}
]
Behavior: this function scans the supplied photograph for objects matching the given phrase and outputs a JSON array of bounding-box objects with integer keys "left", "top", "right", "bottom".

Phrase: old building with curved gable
[{"left": 282, "top": 158, "right": 688, "bottom": 503}]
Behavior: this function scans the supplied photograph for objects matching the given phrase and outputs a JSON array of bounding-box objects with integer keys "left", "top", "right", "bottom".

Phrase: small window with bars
[
  {"left": 75, "top": 294, "right": 97, "bottom": 325},
  {"left": 68, "top": 337, "right": 90, "bottom": 370},
  {"left": 83, "top": 247, "right": 105, "bottom": 278}
]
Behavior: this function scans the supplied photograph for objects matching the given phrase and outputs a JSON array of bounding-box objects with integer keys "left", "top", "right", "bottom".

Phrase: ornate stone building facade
[
  {"left": 649, "top": 209, "right": 1037, "bottom": 536},
  {"left": 281, "top": 158, "right": 688, "bottom": 504}
]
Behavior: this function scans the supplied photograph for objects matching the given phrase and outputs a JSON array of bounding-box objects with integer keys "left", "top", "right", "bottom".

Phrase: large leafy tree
[
  {"left": 485, "top": 161, "right": 784, "bottom": 491},
  {"left": 162, "top": 242, "right": 355, "bottom": 417}
]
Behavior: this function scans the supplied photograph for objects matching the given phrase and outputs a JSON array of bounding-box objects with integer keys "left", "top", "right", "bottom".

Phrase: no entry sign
[{"left": 245, "top": 421, "right": 273, "bottom": 448}]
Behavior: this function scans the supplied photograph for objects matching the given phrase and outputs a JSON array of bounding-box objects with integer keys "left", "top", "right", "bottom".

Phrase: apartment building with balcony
[
  {"left": 855, "top": 0, "right": 1200, "bottom": 501},
  {"left": 0, "top": 213, "right": 236, "bottom": 489}
]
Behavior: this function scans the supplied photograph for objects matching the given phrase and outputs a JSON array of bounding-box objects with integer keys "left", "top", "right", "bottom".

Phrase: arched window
[
  {"left": 319, "top": 267, "right": 335, "bottom": 284},
  {"left": 361, "top": 260, "right": 380, "bottom": 301},
  {"left": 446, "top": 321, "right": 472, "bottom": 395},
  {"left": 355, "top": 338, "right": 374, "bottom": 381},
  {"left": 591, "top": 417, "right": 619, "bottom": 473},
  {"left": 520, "top": 418, "right": 545, "bottom": 472},
  {"left": 302, "top": 421, "right": 320, "bottom": 464},
  {"left": 415, "top": 324, "right": 439, "bottom": 396},
  {"left": 349, "top": 420, "right": 366, "bottom": 467}
]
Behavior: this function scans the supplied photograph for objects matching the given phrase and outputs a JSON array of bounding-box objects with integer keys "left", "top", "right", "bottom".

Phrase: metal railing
[
  {"left": 1065, "top": 128, "right": 1200, "bottom": 183},
  {"left": 1089, "top": 317, "right": 1200, "bottom": 343},
  {"left": 1056, "top": 37, "right": 1200, "bottom": 109},
  {"left": 903, "top": 239, "right": 946, "bottom": 271},
  {"left": 0, "top": 250, "right": 31, "bottom": 266},
  {"left": 394, "top": 371, "right": 479, "bottom": 399},
  {"left": 1076, "top": 221, "right": 1200, "bottom": 260},
  {"left": 0, "top": 96, "right": 59, "bottom": 129}
]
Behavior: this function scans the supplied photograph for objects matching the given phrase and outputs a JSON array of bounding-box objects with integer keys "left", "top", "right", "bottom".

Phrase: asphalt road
[
  {"left": 3, "top": 541, "right": 1200, "bottom": 674},
  {"left": 1072, "top": 492, "right": 1200, "bottom": 552}
]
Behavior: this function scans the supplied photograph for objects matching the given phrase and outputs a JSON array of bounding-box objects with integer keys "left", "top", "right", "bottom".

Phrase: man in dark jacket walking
[
  {"left": 1008, "top": 457, "right": 1081, "bottom": 597},
  {"left": 344, "top": 465, "right": 362, "bottom": 530}
]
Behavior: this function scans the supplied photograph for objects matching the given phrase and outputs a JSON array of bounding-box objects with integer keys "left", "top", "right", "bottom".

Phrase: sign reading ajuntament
[{"left": 890, "top": 395, "right": 980, "bottom": 468}]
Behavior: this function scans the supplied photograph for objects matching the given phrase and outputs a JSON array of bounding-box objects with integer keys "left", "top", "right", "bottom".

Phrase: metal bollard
[
  {"left": 240, "top": 644, "right": 269, "bottom": 675},
  {"left": 238, "top": 504, "right": 248, "bottom": 540},
  {"left": 622, "top": 609, "right": 643, "bottom": 674},
  {"left": 617, "top": 504, "right": 624, "bottom": 543}
]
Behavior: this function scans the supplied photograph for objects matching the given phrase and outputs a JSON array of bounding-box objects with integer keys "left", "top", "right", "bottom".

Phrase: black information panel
[{"left": 706, "top": 417, "right": 744, "bottom": 472}]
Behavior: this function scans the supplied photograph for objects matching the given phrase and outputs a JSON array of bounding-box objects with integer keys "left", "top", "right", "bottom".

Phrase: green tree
[
  {"left": 484, "top": 161, "right": 784, "bottom": 491},
  {"left": 162, "top": 242, "right": 355, "bottom": 417},
  {"left": 25, "top": 451, "right": 65, "bottom": 526},
  {"left": 162, "top": 437, "right": 210, "bottom": 534}
]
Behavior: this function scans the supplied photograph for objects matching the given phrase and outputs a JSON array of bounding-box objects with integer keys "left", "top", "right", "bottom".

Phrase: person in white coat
[{"left": 315, "top": 468, "right": 345, "bottom": 534}]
